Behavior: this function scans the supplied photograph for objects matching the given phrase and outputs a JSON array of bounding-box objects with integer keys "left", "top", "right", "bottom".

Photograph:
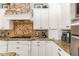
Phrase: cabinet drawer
[
  {"left": 8, "top": 41, "right": 30, "bottom": 45},
  {"left": 8, "top": 45, "right": 29, "bottom": 52},
  {"left": 0, "top": 46, "right": 7, "bottom": 52},
  {"left": 16, "top": 51, "right": 29, "bottom": 56},
  {"left": 0, "top": 41, "right": 7, "bottom": 45}
]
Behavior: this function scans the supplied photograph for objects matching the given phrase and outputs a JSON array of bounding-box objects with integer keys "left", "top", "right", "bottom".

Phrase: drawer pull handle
[
  {"left": 37, "top": 42, "right": 40, "bottom": 43},
  {"left": 58, "top": 48, "right": 61, "bottom": 51},
  {"left": 58, "top": 53, "right": 61, "bottom": 56},
  {"left": 16, "top": 47, "right": 20, "bottom": 49},
  {"left": 37, "top": 45, "right": 40, "bottom": 46},
  {"left": 16, "top": 42, "right": 20, "bottom": 44}
]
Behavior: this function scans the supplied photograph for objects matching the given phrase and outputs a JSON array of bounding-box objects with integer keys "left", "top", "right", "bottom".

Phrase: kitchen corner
[{"left": 0, "top": 3, "right": 72, "bottom": 56}]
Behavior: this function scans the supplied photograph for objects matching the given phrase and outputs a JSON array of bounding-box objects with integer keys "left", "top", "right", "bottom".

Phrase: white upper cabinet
[
  {"left": 0, "top": 17, "right": 10, "bottom": 30},
  {"left": 0, "top": 9, "right": 10, "bottom": 30},
  {"left": 2, "top": 19, "right": 10, "bottom": 30},
  {"left": 60, "top": 3, "right": 71, "bottom": 29},
  {"left": 40, "top": 9, "right": 48, "bottom": 29},
  {"left": 48, "top": 3, "right": 61, "bottom": 29},
  {"left": 33, "top": 9, "right": 41, "bottom": 29},
  {"left": 33, "top": 8, "right": 48, "bottom": 29}
]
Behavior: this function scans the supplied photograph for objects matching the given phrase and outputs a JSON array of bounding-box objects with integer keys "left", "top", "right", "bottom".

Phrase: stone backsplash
[
  {"left": 0, "top": 20, "right": 33, "bottom": 38},
  {"left": 0, "top": 20, "right": 48, "bottom": 38}
]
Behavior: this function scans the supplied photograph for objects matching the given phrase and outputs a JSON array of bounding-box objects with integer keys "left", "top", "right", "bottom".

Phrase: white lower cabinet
[
  {"left": 8, "top": 45, "right": 30, "bottom": 56},
  {"left": 31, "top": 43, "right": 38, "bottom": 56},
  {"left": 31, "top": 41, "right": 47, "bottom": 56},
  {"left": 0, "top": 40, "right": 70, "bottom": 56},
  {"left": 8, "top": 41, "right": 31, "bottom": 56},
  {"left": 46, "top": 42, "right": 53, "bottom": 56},
  {"left": 38, "top": 41, "right": 47, "bottom": 56},
  {"left": 0, "top": 41, "right": 7, "bottom": 52},
  {"left": 46, "top": 41, "right": 58, "bottom": 56},
  {"left": 0, "top": 46, "right": 7, "bottom": 52}
]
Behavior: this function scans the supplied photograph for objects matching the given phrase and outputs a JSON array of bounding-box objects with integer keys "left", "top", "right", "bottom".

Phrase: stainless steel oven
[{"left": 71, "top": 25, "right": 79, "bottom": 56}]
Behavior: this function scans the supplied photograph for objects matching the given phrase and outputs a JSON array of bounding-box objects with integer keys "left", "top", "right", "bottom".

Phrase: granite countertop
[
  {"left": 0, "top": 37, "right": 50, "bottom": 41},
  {"left": 52, "top": 40, "right": 70, "bottom": 54}
]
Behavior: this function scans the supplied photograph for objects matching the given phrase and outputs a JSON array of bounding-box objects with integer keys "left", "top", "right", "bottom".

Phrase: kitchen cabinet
[
  {"left": 48, "top": 3, "right": 61, "bottom": 29},
  {"left": 40, "top": 9, "right": 49, "bottom": 29},
  {"left": 0, "top": 46, "right": 7, "bottom": 52},
  {"left": 60, "top": 3, "right": 71, "bottom": 30},
  {"left": 8, "top": 41, "right": 31, "bottom": 56},
  {"left": 31, "top": 41, "right": 47, "bottom": 56},
  {"left": 8, "top": 45, "right": 30, "bottom": 56},
  {"left": 48, "top": 3, "right": 61, "bottom": 40},
  {"left": 0, "top": 41, "right": 7, "bottom": 52},
  {"left": 2, "top": 19, "right": 10, "bottom": 30},
  {"left": 0, "top": 18, "right": 10, "bottom": 30},
  {"left": 46, "top": 41, "right": 58, "bottom": 56},
  {"left": 46, "top": 41, "right": 54, "bottom": 56},
  {"left": 33, "top": 9, "right": 48, "bottom": 29},
  {"left": 38, "top": 41, "right": 47, "bottom": 56},
  {"left": 31, "top": 42, "right": 39, "bottom": 56},
  {"left": 0, "top": 9, "right": 10, "bottom": 30},
  {"left": 33, "top": 9, "right": 41, "bottom": 29}
]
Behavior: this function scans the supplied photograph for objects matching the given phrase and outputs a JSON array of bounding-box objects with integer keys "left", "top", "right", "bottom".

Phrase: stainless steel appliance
[
  {"left": 61, "top": 30, "right": 71, "bottom": 43},
  {"left": 71, "top": 25, "right": 79, "bottom": 56}
]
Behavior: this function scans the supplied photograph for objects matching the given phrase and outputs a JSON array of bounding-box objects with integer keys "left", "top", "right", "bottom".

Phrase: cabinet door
[
  {"left": 0, "top": 41, "right": 7, "bottom": 45},
  {"left": 40, "top": 9, "right": 48, "bottom": 29},
  {"left": 60, "top": 4, "right": 71, "bottom": 29},
  {"left": 46, "top": 41, "right": 54, "bottom": 56},
  {"left": 52, "top": 42, "right": 59, "bottom": 56},
  {"left": 33, "top": 9, "right": 41, "bottom": 29},
  {"left": 49, "top": 3, "right": 61, "bottom": 29},
  {"left": 0, "top": 46, "right": 7, "bottom": 52},
  {"left": 31, "top": 43, "right": 38, "bottom": 56},
  {"left": 8, "top": 45, "right": 29, "bottom": 56},
  {"left": 2, "top": 19, "right": 10, "bottom": 29},
  {"left": 0, "top": 18, "right": 10, "bottom": 30},
  {"left": 38, "top": 41, "right": 46, "bottom": 56}
]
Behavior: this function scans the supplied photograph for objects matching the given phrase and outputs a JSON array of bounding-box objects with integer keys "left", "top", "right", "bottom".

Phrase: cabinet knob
[
  {"left": 37, "top": 42, "right": 40, "bottom": 43},
  {"left": 37, "top": 44, "right": 40, "bottom": 46},
  {"left": 40, "top": 27, "right": 42, "bottom": 29},
  {"left": 16, "top": 47, "right": 20, "bottom": 49},
  {"left": 66, "top": 26, "right": 69, "bottom": 28},
  {"left": 16, "top": 42, "right": 20, "bottom": 44}
]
